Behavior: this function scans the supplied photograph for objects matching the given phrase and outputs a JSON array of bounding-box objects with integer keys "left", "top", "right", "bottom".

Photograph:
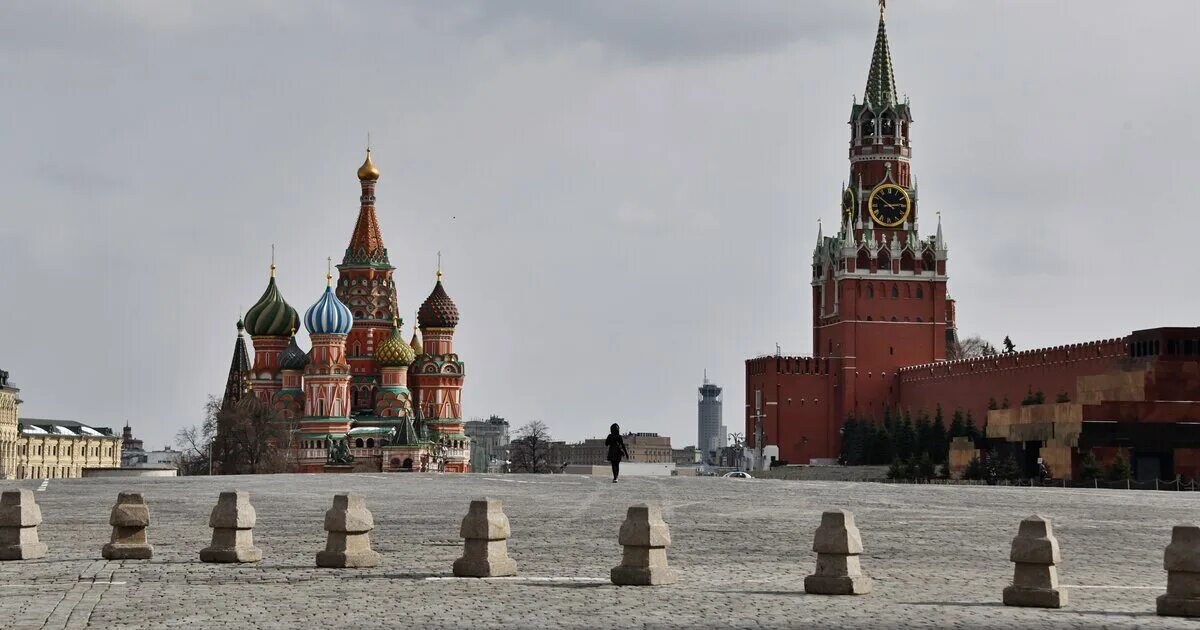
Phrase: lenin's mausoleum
[{"left": 745, "top": 6, "right": 1200, "bottom": 481}]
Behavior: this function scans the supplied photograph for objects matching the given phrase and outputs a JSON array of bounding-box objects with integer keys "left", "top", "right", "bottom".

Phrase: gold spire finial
[
  {"left": 436, "top": 251, "right": 443, "bottom": 282},
  {"left": 879, "top": 0, "right": 886, "bottom": 19},
  {"left": 270, "top": 244, "right": 276, "bottom": 277},
  {"left": 357, "top": 144, "right": 380, "bottom": 181},
  {"left": 326, "top": 256, "right": 333, "bottom": 286}
]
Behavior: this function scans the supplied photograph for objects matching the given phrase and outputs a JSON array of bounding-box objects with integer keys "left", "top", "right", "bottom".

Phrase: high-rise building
[{"left": 697, "top": 374, "right": 724, "bottom": 463}]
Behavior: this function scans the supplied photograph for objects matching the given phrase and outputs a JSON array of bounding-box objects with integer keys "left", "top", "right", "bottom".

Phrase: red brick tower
[
  {"left": 810, "top": 0, "right": 950, "bottom": 421},
  {"left": 301, "top": 269, "right": 355, "bottom": 430},
  {"left": 336, "top": 148, "right": 399, "bottom": 415}
]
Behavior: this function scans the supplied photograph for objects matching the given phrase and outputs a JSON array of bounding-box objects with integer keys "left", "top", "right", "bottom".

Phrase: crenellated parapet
[
  {"left": 746, "top": 356, "right": 839, "bottom": 377},
  {"left": 899, "top": 338, "right": 1129, "bottom": 383}
]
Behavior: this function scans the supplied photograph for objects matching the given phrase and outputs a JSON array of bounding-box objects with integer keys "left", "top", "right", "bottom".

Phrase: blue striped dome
[{"left": 304, "top": 285, "right": 353, "bottom": 336}]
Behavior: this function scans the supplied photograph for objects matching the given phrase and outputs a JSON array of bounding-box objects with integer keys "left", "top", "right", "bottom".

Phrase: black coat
[{"left": 605, "top": 434, "right": 630, "bottom": 462}]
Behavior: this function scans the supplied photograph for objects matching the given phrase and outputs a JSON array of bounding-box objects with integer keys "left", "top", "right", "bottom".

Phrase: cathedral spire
[
  {"left": 222, "top": 318, "right": 251, "bottom": 409},
  {"left": 343, "top": 147, "right": 390, "bottom": 267},
  {"left": 864, "top": 0, "right": 898, "bottom": 108}
]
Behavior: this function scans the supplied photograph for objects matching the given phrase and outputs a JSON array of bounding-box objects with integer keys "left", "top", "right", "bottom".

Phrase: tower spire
[{"left": 864, "top": 0, "right": 898, "bottom": 107}]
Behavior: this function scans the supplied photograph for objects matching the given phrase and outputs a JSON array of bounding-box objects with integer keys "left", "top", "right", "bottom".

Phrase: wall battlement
[
  {"left": 746, "top": 356, "right": 838, "bottom": 376},
  {"left": 898, "top": 338, "right": 1128, "bottom": 381}
]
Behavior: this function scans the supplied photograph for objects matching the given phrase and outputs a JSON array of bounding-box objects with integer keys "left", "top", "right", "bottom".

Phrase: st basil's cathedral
[{"left": 222, "top": 150, "right": 471, "bottom": 473}]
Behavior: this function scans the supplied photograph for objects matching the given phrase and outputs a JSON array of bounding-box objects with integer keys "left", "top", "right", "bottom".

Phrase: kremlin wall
[{"left": 744, "top": 7, "right": 1200, "bottom": 482}]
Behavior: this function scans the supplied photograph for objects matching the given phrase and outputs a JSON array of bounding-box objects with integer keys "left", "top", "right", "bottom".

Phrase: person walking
[{"left": 605, "top": 423, "right": 631, "bottom": 483}]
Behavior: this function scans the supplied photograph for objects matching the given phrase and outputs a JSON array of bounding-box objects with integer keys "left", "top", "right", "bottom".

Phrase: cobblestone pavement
[{"left": 0, "top": 473, "right": 1196, "bottom": 629}]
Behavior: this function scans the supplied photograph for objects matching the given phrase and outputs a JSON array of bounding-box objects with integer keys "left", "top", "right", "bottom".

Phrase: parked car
[{"left": 722, "top": 471, "right": 753, "bottom": 479}]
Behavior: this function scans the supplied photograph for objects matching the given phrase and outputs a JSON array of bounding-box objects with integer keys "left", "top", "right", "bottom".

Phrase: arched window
[
  {"left": 877, "top": 250, "right": 891, "bottom": 273},
  {"left": 856, "top": 250, "right": 870, "bottom": 272},
  {"left": 367, "top": 438, "right": 375, "bottom": 448},
  {"left": 860, "top": 114, "right": 875, "bottom": 139},
  {"left": 866, "top": 285, "right": 874, "bottom": 298},
  {"left": 353, "top": 342, "right": 361, "bottom": 355},
  {"left": 900, "top": 251, "right": 915, "bottom": 272},
  {"left": 916, "top": 287, "right": 924, "bottom": 299},
  {"left": 881, "top": 115, "right": 895, "bottom": 136},
  {"left": 866, "top": 316, "right": 873, "bottom": 321},
  {"left": 354, "top": 310, "right": 364, "bottom": 319},
  {"left": 355, "top": 438, "right": 364, "bottom": 448},
  {"left": 891, "top": 316, "right": 897, "bottom": 322},
  {"left": 891, "top": 285, "right": 899, "bottom": 298}
]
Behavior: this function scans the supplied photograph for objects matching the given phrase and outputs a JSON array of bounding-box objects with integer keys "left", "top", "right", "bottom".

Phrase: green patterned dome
[
  {"left": 376, "top": 320, "right": 415, "bottom": 367},
  {"left": 244, "top": 270, "right": 299, "bottom": 337}
]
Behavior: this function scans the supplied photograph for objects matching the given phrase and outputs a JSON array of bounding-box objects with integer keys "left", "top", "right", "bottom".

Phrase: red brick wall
[
  {"left": 897, "top": 339, "right": 1128, "bottom": 422},
  {"left": 745, "top": 357, "right": 839, "bottom": 464}
]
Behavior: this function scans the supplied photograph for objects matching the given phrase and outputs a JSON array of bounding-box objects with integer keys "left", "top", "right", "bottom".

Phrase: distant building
[
  {"left": 464, "top": 416, "right": 510, "bottom": 473},
  {"left": 672, "top": 446, "right": 700, "bottom": 466},
  {"left": 120, "top": 422, "right": 145, "bottom": 468},
  {"left": 0, "top": 369, "right": 121, "bottom": 479},
  {"left": 550, "top": 433, "right": 674, "bottom": 467},
  {"left": 698, "top": 375, "right": 725, "bottom": 463}
]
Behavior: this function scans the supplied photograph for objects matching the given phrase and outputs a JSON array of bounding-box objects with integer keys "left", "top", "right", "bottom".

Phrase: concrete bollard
[
  {"left": 102, "top": 492, "right": 153, "bottom": 560},
  {"left": 803, "top": 509, "right": 872, "bottom": 595},
  {"left": 1002, "top": 515, "right": 1066, "bottom": 608},
  {"left": 0, "top": 489, "right": 48, "bottom": 560},
  {"left": 200, "top": 491, "right": 262, "bottom": 563},
  {"left": 452, "top": 497, "right": 517, "bottom": 577},
  {"left": 1157, "top": 524, "right": 1200, "bottom": 617},
  {"left": 610, "top": 503, "right": 677, "bottom": 586},
  {"left": 316, "top": 494, "right": 381, "bottom": 568}
]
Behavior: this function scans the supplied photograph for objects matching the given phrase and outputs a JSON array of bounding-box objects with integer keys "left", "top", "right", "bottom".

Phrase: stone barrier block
[
  {"left": 316, "top": 493, "right": 380, "bottom": 568},
  {"left": 812, "top": 510, "right": 865, "bottom": 555},
  {"left": 1159, "top": 524, "right": 1200, "bottom": 617},
  {"left": 1002, "top": 515, "right": 1065, "bottom": 608},
  {"left": 611, "top": 503, "right": 677, "bottom": 586},
  {"left": 458, "top": 498, "right": 512, "bottom": 541},
  {"left": 102, "top": 492, "right": 153, "bottom": 560},
  {"left": 0, "top": 490, "right": 47, "bottom": 560},
  {"left": 200, "top": 491, "right": 262, "bottom": 563},
  {"left": 0, "top": 489, "right": 42, "bottom": 528},
  {"left": 208, "top": 491, "right": 257, "bottom": 530},
  {"left": 453, "top": 498, "right": 517, "bottom": 577},
  {"left": 804, "top": 509, "right": 872, "bottom": 595},
  {"left": 617, "top": 504, "right": 671, "bottom": 548},
  {"left": 323, "top": 494, "right": 374, "bottom": 534}
]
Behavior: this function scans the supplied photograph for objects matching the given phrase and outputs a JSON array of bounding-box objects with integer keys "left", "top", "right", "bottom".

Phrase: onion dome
[
  {"left": 244, "top": 267, "right": 299, "bottom": 337},
  {"left": 304, "top": 273, "right": 354, "bottom": 336},
  {"left": 279, "top": 334, "right": 309, "bottom": 370},
  {"left": 357, "top": 148, "right": 380, "bottom": 181},
  {"left": 376, "top": 320, "right": 415, "bottom": 367},
  {"left": 410, "top": 327, "right": 423, "bottom": 355},
  {"left": 418, "top": 272, "right": 459, "bottom": 329}
]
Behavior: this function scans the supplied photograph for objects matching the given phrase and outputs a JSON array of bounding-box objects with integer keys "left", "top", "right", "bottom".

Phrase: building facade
[
  {"left": 464, "top": 416, "right": 510, "bottom": 473},
  {"left": 745, "top": 5, "right": 1200, "bottom": 481},
  {"left": 698, "top": 374, "right": 725, "bottom": 463},
  {"left": 0, "top": 371, "right": 18, "bottom": 479},
  {"left": 226, "top": 150, "right": 471, "bottom": 473},
  {"left": 550, "top": 433, "right": 675, "bottom": 467}
]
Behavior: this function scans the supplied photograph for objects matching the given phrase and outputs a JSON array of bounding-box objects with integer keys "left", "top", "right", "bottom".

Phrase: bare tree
[
  {"left": 175, "top": 396, "right": 219, "bottom": 475},
  {"left": 214, "top": 397, "right": 298, "bottom": 474},
  {"left": 509, "top": 421, "right": 553, "bottom": 473},
  {"left": 947, "top": 335, "right": 998, "bottom": 361}
]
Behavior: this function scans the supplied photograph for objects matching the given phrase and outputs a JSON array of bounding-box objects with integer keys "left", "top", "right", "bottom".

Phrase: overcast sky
[{"left": 2, "top": 1, "right": 1197, "bottom": 450}]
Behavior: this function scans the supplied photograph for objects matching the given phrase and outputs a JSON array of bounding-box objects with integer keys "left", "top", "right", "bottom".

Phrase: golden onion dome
[
  {"left": 376, "top": 320, "right": 415, "bottom": 367},
  {"left": 357, "top": 148, "right": 380, "bottom": 181}
]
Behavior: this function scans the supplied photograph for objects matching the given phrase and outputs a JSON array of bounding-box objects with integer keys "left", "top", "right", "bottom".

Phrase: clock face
[
  {"left": 868, "top": 184, "right": 911, "bottom": 227},
  {"left": 841, "top": 188, "right": 855, "bottom": 221}
]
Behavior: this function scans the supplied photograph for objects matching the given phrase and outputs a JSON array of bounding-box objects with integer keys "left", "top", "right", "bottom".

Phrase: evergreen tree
[
  {"left": 886, "top": 458, "right": 904, "bottom": 480},
  {"left": 964, "top": 411, "right": 981, "bottom": 442},
  {"left": 1033, "top": 390, "right": 1045, "bottom": 405},
  {"left": 1003, "top": 335, "right": 1016, "bottom": 353},
  {"left": 869, "top": 423, "right": 893, "bottom": 465},
  {"left": 896, "top": 414, "right": 916, "bottom": 459},
  {"left": 987, "top": 397, "right": 998, "bottom": 410},
  {"left": 838, "top": 417, "right": 857, "bottom": 465},
  {"left": 963, "top": 456, "right": 985, "bottom": 481},
  {"left": 998, "top": 454, "right": 1022, "bottom": 481},
  {"left": 1079, "top": 451, "right": 1101, "bottom": 480},
  {"left": 1001, "top": 396, "right": 1011, "bottom": 409},
  {"left": 915, "top": 412, "right": 932, "bottom": 458},
  {"left": 1055, "top": 392, "right": 1071, "bottom": 403},
  {"left": 917, "top": 453, "right": 936, "bottom": 480},
  {"left": 1022, "top": 387, "right": 1037, "bottom": 406},
  {"left": 931, "top": 409, "right": 948, "bottom": 462},
  {"left": 949, "top": 409, "right": 966, "bottom": 439},
  {"left": 1106, "top": 455, "right": 1132, "bottom": 481}
]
